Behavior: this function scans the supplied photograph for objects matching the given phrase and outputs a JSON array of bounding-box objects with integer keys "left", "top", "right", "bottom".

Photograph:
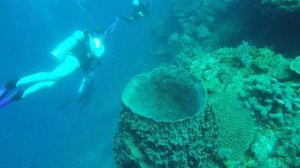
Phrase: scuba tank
[
  {"left": 51, "top": 30, "right": 86, "bottom": 62},
  {"left": 89, "top": 33, "right": 105, "bottom": 58},
  {"left": 78, "top": 77, "right": 87, "bottom": 94}
]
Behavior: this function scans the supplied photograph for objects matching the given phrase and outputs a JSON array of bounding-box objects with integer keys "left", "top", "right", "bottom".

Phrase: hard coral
[
  {"left": 290, "top": 56, "right": 300, "bottom": 74},
  {"left": 250, "top": 47, "right": 291, "bottom": 80},
  {"left": 241, "top": 75, "right": 300, "bottom": 127},
  {"left": 122, "top": 66, "right": 206, "bottom": 122},
  {"left": 114, "top": 67, "right": 217, "bottom": 167},
  {"left": 209, "top": 92, "right": 255, "bottom": 165}
]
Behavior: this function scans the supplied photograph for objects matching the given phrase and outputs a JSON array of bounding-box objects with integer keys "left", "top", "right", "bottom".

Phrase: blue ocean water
[{"left": 0, "top": 0, "right": 169, "bottom": 167}]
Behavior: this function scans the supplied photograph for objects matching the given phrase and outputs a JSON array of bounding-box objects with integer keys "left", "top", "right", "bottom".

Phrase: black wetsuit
[
  {"left": 134, "top": 0, "right": 150, "bottom": 16},
  {"left": 72, "top": 39, "right": 95, "bottom": 72},
  {"left": 121, "top": 0, "right": 151, "bottom": 22},
  {"left": 59, "top": 38, "right": 97, "bottom": 111}
]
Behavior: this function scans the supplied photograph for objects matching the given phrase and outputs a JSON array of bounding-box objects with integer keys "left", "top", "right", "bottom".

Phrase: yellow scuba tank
[
  {"left": 50, "top": 30, "right": 86, "bottom": 62},
  {"left": 89, "top": 34, "right": 105, "bottom": 58}
]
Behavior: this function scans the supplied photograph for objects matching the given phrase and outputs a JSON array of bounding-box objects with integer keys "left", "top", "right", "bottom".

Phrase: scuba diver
[
  {"left": 119, "top": 0, "right": 152, "bottom": 22},
  {"left": 0, "top": 30, "right": 103, "bottom": 109},
  {"left": 0, "top": 17, "right": 119, "bottom": 109}
]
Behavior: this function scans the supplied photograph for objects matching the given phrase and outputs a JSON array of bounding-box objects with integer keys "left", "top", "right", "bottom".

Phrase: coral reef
[
  {"left": 121, "top": 66, "right": 206, "bottom": 122},
  {"left": 114, "top": 106, "right": 218, "bottom": 168},
  {"left": 261, "top": 0, "right": 300, "bottom": 11},
  {"left": 154, "top": 0, "right": 300, "bottom": 63},
  {"left": 114, "top": 44, "right": 300, "bottom": 167},
  {"left": 114, "top": 66, "right": 218, "bottom": 167},
  {"left": 240, "top": 75, "right": 300, "bottom": 127},
  {"left": 248, "top": 124, "right": 300, "bottom": 167},
  {"left": 250, "top": 129, "right": 277, "bottom": 165},
  {"left": 114, "top": 0, "right": 300, "bottom": 167},
  {"left": 290, "top": 55, "right": 300, "bottom": 74},
  {"left": 209, "top": 92, "right": 255, "bottom": 166},
  {"left": 167, "top": 42, "right": 299, "bottom": 167},
  {"left": 177, "top": 44, "right": 293, "bottom": 95},
  {"left": 152, "top": 0, "right": 245, "bottom": 58},
  {"left": 250, "top": 47, "right": 291, "bottom": 80},
  {"left": 183, "top": 46, "right": 250, "bottom": 94},
  {"left": 113, "top": 66, "right": 258, "bottom": 168}
]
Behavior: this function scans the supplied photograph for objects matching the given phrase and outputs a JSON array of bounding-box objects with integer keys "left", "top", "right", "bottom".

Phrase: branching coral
[
  {"left": 290, "top": 56, "right": 300, "bottom": 74},
  {"left": 250, "top": 47, "right": 291, "bottom": 80},
  {"left": 240, "top": 75, "right": 300, "bottom": 127}
]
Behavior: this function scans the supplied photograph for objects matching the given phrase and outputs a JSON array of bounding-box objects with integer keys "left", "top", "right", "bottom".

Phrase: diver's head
[{"left": 89, "top": 32, "right": 105, "bottom": 58}]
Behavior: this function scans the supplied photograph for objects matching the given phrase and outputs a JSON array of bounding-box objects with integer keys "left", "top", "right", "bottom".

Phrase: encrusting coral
[{"left": 209, "top": 92, "right": 255, "bottom": 167}]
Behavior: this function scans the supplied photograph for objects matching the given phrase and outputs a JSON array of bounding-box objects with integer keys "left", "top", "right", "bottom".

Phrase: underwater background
[
  {"left": 1, "top": 0, "right": 300, "bottom": 167},
  {"left": 0, "top": 0, "right": 169, "bottom": 167}
]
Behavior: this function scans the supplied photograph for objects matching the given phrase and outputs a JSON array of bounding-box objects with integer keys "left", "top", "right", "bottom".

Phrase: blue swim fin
[
  {"left": 0, "top": 78, "right": 19, "bottom": 99},
  {"left": 0, "top": 90, "right": 23, "bottom": 109},
  {"left": 0, "top": 85, "right": 9, "bottom": 100}
]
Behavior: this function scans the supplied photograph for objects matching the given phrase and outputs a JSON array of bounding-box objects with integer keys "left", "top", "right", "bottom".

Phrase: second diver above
[{"left": 119, "top": 0, "right": 152, "bottom": 22}]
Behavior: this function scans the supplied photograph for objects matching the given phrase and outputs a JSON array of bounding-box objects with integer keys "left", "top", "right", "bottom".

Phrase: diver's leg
[
  {"left": 0, "top": 55, "right": 80, "bottom": 108},
  {"left": 16, "top": 72, "right": 53, "bottom": 86},
  {"left": 22, "top": 81, "right": 56, "bottom": 98},
  {"left": 0, "top": 78, "right": 19, "bottom": 99},
  {"left": 50, "top": 55, "right": 80, "bottom": 80},
  {"left": 0, "top": 81, "right": 55, "bottom": 109},
  {"left": 21, "top": 55, "right": 80, "bottom": 98},
  {"left": 17, "top": 55, "right": 80, "bottom": 87},
  {"left": 0, "top": 90, "right": 24, "bottom": 108}
]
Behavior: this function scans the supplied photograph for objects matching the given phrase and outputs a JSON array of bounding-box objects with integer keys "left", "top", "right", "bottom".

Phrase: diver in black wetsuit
[
  {"left": 0, "top": 17, "right": 119, "bottom": 109},
  {"left": 119, "top": 0, "right": 152, "bottom": 22},
  {"left": 0, "top": 29, "right": 105, "bottom": 109}
]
